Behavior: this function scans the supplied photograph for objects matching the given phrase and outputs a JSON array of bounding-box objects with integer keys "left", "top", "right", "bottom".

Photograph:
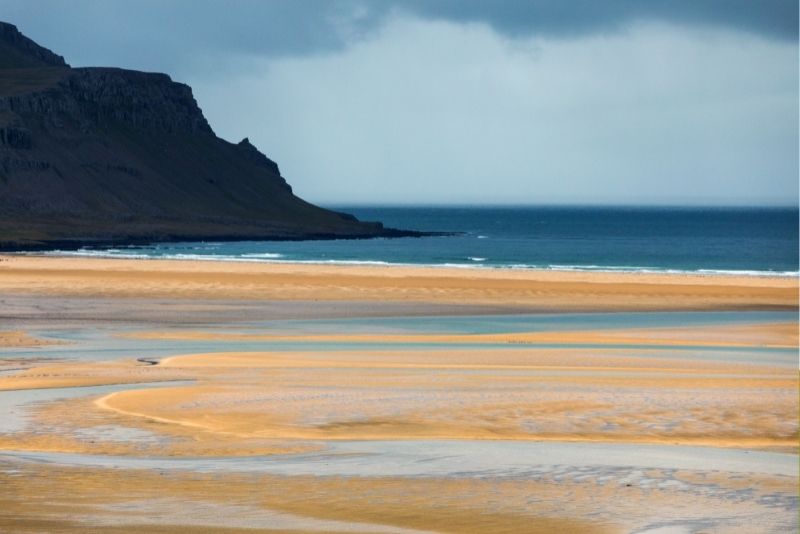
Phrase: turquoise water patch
[{"left": 1, "top": 311, "right": 794, "bottom": 365}]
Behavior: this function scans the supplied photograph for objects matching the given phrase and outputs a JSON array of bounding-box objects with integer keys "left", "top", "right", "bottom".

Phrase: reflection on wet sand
[
  {"left": 0, "top": 330, "right": 62, "bottom": 348},
  {"left": 90, "top": 343, "right": 795, "bottom": 450},
  {"left": 121, "top": 320, "right": 799, "bottom": 348},
  {"left": 1, "top": 442, "right": 797, "bottom": 533},
  {"left": 0, "top": 258, "right": 797, "bottom": 533}
]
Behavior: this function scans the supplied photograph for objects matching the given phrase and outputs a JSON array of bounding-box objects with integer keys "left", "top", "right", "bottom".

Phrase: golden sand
[
  {"left": 2, "top": 338, "right": 794, "bottom": 455},
  {"left": 124, "top": 321, "right": 799, "bottom": 348},
  {"left": 0, "top": 330, "right": 60, "bottom": 348},
  {"left": 90, "top": 346, "right": 796, "bottom": 450},
  {"left": 1, "top": 255, "right": 797, "bottom": 532},
  {"left": 0, "top": 358, "right": 190, "bottom": 391},
  {"left": 0, "top": 254, "right": 796, "bottom": 310},
  {"left": 1, "top": 458, "right": 794, "bottom": 533}
]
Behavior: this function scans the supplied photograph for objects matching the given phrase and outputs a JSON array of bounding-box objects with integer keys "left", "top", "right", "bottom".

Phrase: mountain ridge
[{"left": 0, "top": 22, "right": 426, "bottom": 249}]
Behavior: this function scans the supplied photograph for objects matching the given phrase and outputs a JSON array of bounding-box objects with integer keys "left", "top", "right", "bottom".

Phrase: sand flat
[
  {"left": 0, "top": 255, "right": 796, "bottom": 309},
  {"left": 124, "top": 320, "right": 799, "bottom": 348},
  {"left": 92, "top": 344, "right": 797, "bottom": 449},
  {"left": 0, "top": 449, "right": 796, "bottom": 534},
  {"left": 0, "top": 256, "right": 797, "bottom": 532},
  {"left": 0, "top": 330, "right": 61, "bottom": 348}
]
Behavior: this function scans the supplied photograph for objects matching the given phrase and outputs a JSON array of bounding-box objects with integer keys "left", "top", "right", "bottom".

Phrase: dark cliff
[{"left": 0, "top": 22, "right": 417, "bottom": 248}]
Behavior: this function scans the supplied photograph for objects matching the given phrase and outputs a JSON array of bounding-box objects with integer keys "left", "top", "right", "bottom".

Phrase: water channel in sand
[{"left": 0, "top": 309, "right": 797, "bottom": 533}]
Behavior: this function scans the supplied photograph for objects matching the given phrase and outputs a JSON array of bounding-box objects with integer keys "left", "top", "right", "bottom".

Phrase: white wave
[
  {"left": 24, "top": 250, "right": 798, "bottom": 278},
  {"left": 544, "top": 264, "right": 798, "bottom": 277},
  {"left": 239, "top": 252, "right": 285, "bottom": 259},
  {"left": 287, "top": 259, "right": 393, "bottom": 266},
  {"left": 694, "top": 268, "right": 799, "bottom": 277},
  {"left": 36, "top": 249, "right": 153, "bottom": 259},
  {"left": 437, "top": 263, "right": 491, "bottom": 269},
  {"left": 160, "top": 254, "right": 284, "bottom": 263},
  {"left": 476, "top": 235, "right": 488, "bottom": 239},
  {"left": 160, "top": 255, "right": 394, "bottom": 266},
  {"left": 548, "top": 264, "right": 661, "bottom": 272}
]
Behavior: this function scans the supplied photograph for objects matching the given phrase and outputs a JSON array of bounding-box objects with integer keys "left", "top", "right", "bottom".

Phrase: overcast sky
[{"left": 4, "top": 1, "right": 798, "bottom": 205}]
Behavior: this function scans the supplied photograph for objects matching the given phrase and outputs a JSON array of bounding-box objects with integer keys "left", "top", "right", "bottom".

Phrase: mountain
[{"left": 0, "top": 22, "right": 421, "bottom": 249}]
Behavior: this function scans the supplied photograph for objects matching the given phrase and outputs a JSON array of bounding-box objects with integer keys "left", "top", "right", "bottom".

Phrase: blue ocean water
[{"left": 45, "top": 206, "right": 798, "bottom": 275}]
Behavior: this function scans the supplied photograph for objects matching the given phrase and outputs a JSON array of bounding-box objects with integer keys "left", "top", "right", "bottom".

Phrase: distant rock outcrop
[
  {"left": 0, "top": 22, "right": 420, "bottom": 248},
  {"left": 0, "top": 22, "right": 67, "bottom": 68}
]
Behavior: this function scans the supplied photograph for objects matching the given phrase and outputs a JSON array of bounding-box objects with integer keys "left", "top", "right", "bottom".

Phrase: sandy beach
[
  {"left": 2, "top": 2, "right": 798, "bottom": 531},
  {"left": 0, "top": 330, "right": 60, "bottom": 348},
  {"left": 0, "top": 255, "right": 797, "bottom": 533},
  {"left": 0, "top": 254, "right": 796, "bottom": 310}
]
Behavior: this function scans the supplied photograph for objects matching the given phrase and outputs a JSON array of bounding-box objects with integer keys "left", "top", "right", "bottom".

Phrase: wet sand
[
  {"left": 0, "top": 254, "right": 796, "bottom": 310},
  {"left": 2, "top": 444, "right": 797, "bottom": 534},
  {"left": 0, "top": 255, "right": 797, "bottom": 532},
  {"left": 87, "top": 346, "right": 795, "bottom": 450},
  {"left": 123, "top": 320, "right": 799, "bottom": 348},
  {"left": 0, "top": 330, "right": 61, "bottom": 348}
]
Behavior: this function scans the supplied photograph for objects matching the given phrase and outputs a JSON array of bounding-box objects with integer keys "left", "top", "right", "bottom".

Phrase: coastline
[
  {"left": 1, "top": 252, "right": 797, "bottom": 533},
  {"left": 0, "top": 254, "right": 796, "bottom": 311},
  {"left": 0, "top": 11, "right": 796, "bottom": 531},
  {"left": 0, "top": 227, "right": 450, "bottom": 252},
  {"left": 16, "top": 248, "right": 800, "bottom": 278}
]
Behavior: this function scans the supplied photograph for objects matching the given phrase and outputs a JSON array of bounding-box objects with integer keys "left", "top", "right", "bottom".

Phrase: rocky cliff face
[
  {"left": 58, "top": 68, "right": 213, "bottom": 133},
  {"left": 0, "top": 22, "right": 67, "bottom": 68},
  {"left": 0, "top": 22, "right": 414, "bottom": 248}
]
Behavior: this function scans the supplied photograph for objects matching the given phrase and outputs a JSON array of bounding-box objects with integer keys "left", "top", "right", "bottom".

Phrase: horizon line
[{"left": 323, "top": 202, "right": 800, "bottom": 209}]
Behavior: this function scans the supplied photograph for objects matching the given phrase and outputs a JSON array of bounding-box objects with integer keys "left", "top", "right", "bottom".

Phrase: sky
[{"left": 3, "top": 0, "right": 798, "bottom": 206}]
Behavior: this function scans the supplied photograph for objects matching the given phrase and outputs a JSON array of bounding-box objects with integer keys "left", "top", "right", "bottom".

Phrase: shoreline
[
  {"left": 9, "top": 250, "right": 799, "bottom": 279},
  {"left": 0, "top": 253, "right": 796, "bottom": 312},
  {"left": 3, "top": 253, "right": 798, "bottom": 283},
  {"left": 0, "top": 228, "right": 453, "bottom": 252},
  {"left": 1, "top": 253, "right": 796, "bottom": 532}
]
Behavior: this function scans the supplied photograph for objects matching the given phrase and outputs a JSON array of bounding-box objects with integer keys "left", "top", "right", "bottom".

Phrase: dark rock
[
  {"left": 0, "top": 22, "right": 68, "bottom": 68},
  {"left": 0, "top": 21, "right": 428, "bottom": 248},
  {"left": 236, "top": 137, "right": 288, "bottom": 189},
  {"left": 64, "top": 68, "right": 213, "bottom": 133},
  {"left": 0, "top": 125, "right": 32, "bottom": 148}
]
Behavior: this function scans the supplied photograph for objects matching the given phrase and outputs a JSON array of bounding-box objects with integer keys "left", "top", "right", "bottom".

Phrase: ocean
[{"left": 43, "top": 206, "right": 799, "bottom": 276}]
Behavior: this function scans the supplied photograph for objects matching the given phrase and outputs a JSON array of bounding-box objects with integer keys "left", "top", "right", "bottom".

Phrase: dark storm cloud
[
  {"left": 2, "top": 0, "right": 796, "bottom": 75},
  {"left": 399, "top": 0, "right": 799, "bottom": 41},
  {"left": 1, "top": 0, "right": 796, "bottom": 205},
  {"left": 2, "top": 0, "right": 383, "bottom": 73}
]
